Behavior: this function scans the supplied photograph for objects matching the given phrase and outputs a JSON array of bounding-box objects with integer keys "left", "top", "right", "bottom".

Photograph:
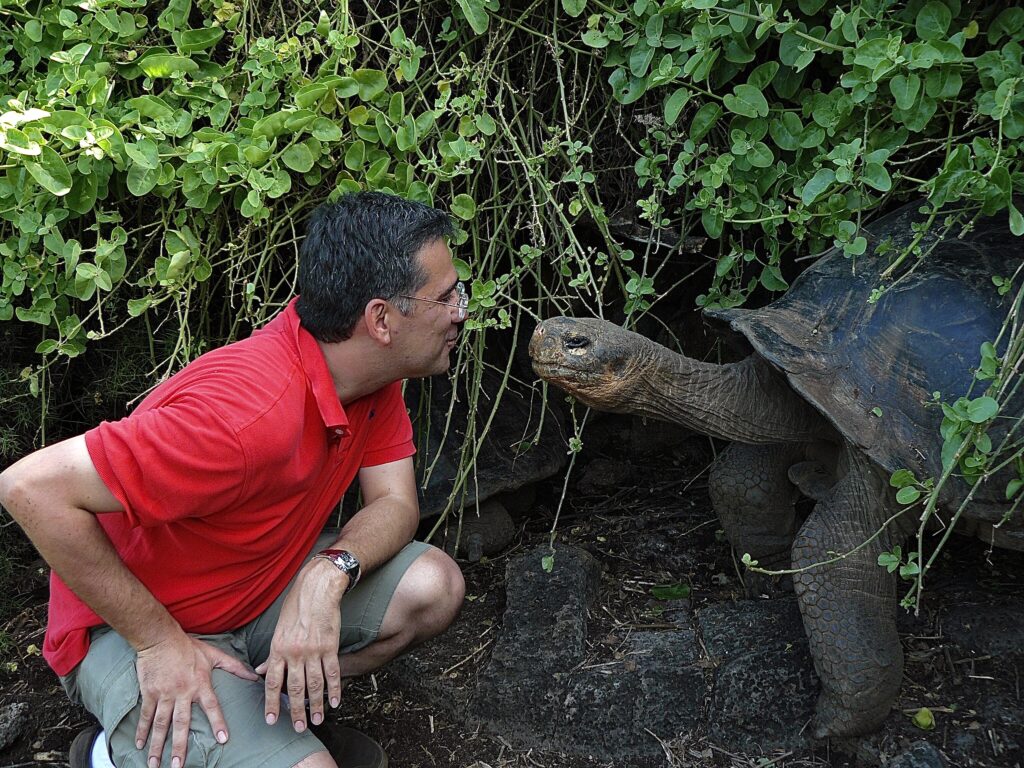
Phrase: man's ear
[{"left": 363, "top": 298, "right": 393, "bottom": 344}]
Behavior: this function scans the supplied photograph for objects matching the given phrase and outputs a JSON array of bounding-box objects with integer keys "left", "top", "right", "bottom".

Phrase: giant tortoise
[{"left": 528, "top": 201, "right": 1023, "bottom": 738}]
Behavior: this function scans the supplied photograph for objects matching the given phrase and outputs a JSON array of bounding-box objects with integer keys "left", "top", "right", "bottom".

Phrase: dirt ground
[{"left": 1, "top": 429, "right": 1022, "bottom": 768}]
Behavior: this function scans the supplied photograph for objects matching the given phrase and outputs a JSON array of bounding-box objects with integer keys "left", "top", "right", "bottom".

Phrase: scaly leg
[
  {"left": 791, "top": 447, "right": 902, "bottom": 738},
  {"left": 710, "top": 442, "right": 804, "bottom": 590}
]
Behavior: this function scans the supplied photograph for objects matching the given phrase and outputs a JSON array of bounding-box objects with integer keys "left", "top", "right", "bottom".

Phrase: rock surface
[
  {"left": 698, "top": 600, "right": 819, "bottom": 751},
  {"left": 885, "top": 740, "right": 947, "bottom": 768},
  {"left": 469, "top": 545, "right": 705, "bottom": 760},
  {"left": 0, "top": 701, "right": 29, "bottom": 752}
]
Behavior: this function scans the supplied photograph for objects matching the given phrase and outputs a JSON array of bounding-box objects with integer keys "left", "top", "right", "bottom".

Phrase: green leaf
[
  {"left": 889, "top": 74, "right": 921, "bottom": 110},
  {"left": 344, "top": 140, "right": 365, "bottom": 170},
  {"left": 541, "top": 553, "right": 554, "bottom": 573},
  {"left": 769, "top": 112, "right": 803, "bottom": 151},
  {"left": 561, "top": 0, "right": 586, "bottom": 17},
  {"left": 311, "top": 118, "right": 343, "bottom": 142},
  {"left": 863, "top": 162, "right": 892, "bottom": 192},
  {"left": 126, "top": 163, "right": 159, "bottom": 196},
  {"left": 388, "top": 92, "right": 405, "bottom": 124},
  {"left": 125, "top": 138, "right": 160, "bottom": 170},
  {"left": 395, "top": 117, "right": 418, "bottom": 151},
  {"left": 966, "top": 396, "right": 998, "bottom": 423},
  {"left": 877, "top": 550, "right": 901, "bottom": 572},
  {"left": 158, "top": 0, "right": 191, "bottom": 31},
  {"left": 366, "top": 155, "right": 390, "bottom": 183},
  {"left": 1010, "top": 204, "right": 1024, "bottom": 236},
  {"left": 451, "top": 193, "right": 476, "bottom": 220},
  {"left": 650, "top": 583, "right": 691, "bottom": 600},
  {"left": 24, "top": 18, "right": 43, "bottom": 42},
  {"left": 139, "top": 54, "right": 199, "bottom": 78},
  {"left": 896, "top": 486, "right": 921, "bottom": 505},
  {"left": 452, "top": 257, "right": 472, "bottom": 281},
  {"left": 126, "top": 96, "right": 175, "bottom": 121},
  {"left": 25, "top": 146, "right": 73, "bottom": 196},
  {"left": 801, "top": 168, "right": 835, "bottom": 205},
  {"left": 759, "top": 264, "right": 789, "bottom": 291},
  {"left": 890, "top": 469, "right": 917, "bottom": 488},
  {"left": 911, "top": 707, "right": 935, "bottom": 731},
  {"left": 1007, "top": 478, "right": 1023, "bottom": 500},
  {"left": 746, "top": 141, "right": 774, "bottom": 168},
  {"left": 352, "top": 69, "right": 388, "bottom": 101},
  {"left": 281, "top": 143, "right": 315, "bottom": 173},
  {"left": 916, "top": 2, "right": 951, "bottom": 41},
  {"left": 664, "top": 88, "right": 690, "bottom": 126},
  {"left": 67, "top": 171, "right": 98, "bottom": 214},
  {"left": 176, "top": 27, "right": 224, "bottom": 54},
  {"left": 723, "top": 83, "right": 769, "bottom": 118},
  {"left": 475, "top": 113, "right": 497, "bottom": 136},
  {"left": 295, "top": 84, "right": 329, "bottom": 109},
  {"left": 253, "top": 111, "right": 292, "bottom": 139},
  {"left": 689, "top": 103, "right": 722, "bottom": 142},
  {"left": 456, "top": 0, "right": 490, "bottom": 34}
]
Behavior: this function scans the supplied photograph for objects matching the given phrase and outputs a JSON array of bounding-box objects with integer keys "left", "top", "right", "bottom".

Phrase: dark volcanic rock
[
  {"left": 884, "top": 740, "right": 946, "bottom": 768},
  {"left": 470, "top": 546, "right": 704, "bottom": 760},
  {"left": 471, "top": 545, "right": 600, "bottom": 722},
  {"left": 0, "top": 701, "right": 29, "bottom": 751},
  {"left": 698, "top": 599, "right": 819, "bottom": 751}
]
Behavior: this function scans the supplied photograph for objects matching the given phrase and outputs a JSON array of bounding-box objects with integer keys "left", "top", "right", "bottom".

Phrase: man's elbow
[
  {"left": 0, "top": 462, "right": 28, "bottom": 521},
  {"left": 0, "top": 453, "right": 49, "bottom": 525}
]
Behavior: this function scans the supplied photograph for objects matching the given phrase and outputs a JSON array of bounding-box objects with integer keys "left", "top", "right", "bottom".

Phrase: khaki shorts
[{"left": 61, "top": 534, "right": 433, "bottom": 768}]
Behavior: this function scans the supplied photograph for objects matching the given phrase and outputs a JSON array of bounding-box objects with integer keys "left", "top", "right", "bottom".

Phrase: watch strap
[{"left": 312, "top": 548, "right": 361, "bottom": 593}]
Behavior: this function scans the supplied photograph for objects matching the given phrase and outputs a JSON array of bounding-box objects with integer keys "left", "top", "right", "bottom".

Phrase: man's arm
[
  {"left": 0, "top": 436, "right": 258, "bottom": 768},
  {"left": 258, "top": 456, "right": 419, "bottom": 732}
]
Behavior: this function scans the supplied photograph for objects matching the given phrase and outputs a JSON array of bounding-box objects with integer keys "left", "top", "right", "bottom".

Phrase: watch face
[{"left": 317, "top": 549, "right": 360, "bottom": 590}]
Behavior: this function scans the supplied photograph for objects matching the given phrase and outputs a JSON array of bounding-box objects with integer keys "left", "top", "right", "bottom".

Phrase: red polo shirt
[{"left": 43, "top": 299, "right": 415, "bottom": 676}]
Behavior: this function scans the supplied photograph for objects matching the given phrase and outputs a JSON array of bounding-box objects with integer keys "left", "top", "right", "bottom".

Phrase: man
[{"left": 0, "top": 192, "right": 469, "bottom": 768}]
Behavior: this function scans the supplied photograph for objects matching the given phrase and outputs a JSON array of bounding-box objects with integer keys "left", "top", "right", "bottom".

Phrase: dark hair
[{"left": 296, "top": 192, "right": 454, "bottom": 342}]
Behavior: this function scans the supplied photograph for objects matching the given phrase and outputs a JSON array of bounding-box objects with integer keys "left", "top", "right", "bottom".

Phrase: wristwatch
[{"left": 312, "top": 549, "right": 361, "bottom": 593}]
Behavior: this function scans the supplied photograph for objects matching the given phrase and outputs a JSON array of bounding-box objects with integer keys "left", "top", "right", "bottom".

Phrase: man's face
[{"left": 392, "top": 239, "right": 465, "bottom": 377}]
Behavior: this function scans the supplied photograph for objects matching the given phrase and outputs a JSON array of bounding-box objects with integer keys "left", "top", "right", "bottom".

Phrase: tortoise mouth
[{"left": 531, "top": 357, "right": 602, "bottom": 385}]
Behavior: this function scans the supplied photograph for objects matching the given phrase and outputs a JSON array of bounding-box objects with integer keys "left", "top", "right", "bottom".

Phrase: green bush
[{"left": 0, "top": 0, "right": 1021, "bottom": 579}]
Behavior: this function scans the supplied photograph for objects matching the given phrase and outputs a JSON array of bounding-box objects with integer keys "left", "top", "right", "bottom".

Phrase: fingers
[
  {"left": 324, "top": 654, "right": 342, "bottom": 710},
  {"left": 145, "top": 699, "right": 173, "bottom": 768},
  {"left": 306, "top": 658, "right": 325, "bottom": 726},
  {"left": 287, "top": 662, "right": 308, "bottom": 731},
  {"left": 262, "top": 657, "right": 284, "bottom": 726},
  {"left": 197, "top": 684, "right": 230, "bottom": 747},
  {"left": 169, "top": 701, "right": 192, "bottom": 768},
  {"left": 135, "top": 694, "right": 156, "bottom": 752},
  {"left": 209, "top": 646, "right": 261, "bottom": 682}
]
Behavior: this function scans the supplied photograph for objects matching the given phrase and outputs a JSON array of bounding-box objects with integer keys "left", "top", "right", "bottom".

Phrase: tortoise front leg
[
  {"left": 791, "top": 448, "right": 902, "bottom": 738},
  {"left": 710, "top": 442, "right": 804, "bottom": 589}
]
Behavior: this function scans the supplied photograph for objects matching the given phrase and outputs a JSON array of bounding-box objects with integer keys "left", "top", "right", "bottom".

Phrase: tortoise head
[{"left": 529, "top": 316, "right": 656, "bottom": 412}]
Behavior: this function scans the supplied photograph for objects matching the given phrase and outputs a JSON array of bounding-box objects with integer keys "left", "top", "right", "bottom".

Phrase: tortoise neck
[{"left": 632, "top": 349, "right": 830, "bottom": 444}]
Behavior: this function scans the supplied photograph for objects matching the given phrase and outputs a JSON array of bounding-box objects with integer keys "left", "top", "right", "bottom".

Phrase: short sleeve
[
  {"left": 85, "top": 395, "right": 246, "bottom": 527},
  {"left": 359, "top": 381, "right": 415, "bottom": 468}
]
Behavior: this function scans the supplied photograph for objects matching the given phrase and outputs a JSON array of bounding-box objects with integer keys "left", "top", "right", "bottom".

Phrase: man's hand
[
  {"left": 256, "top": 560, "right": 346, "bottom": 732},
  {"left": 135, "top": 633, "right": 260, "bottom": 768}
]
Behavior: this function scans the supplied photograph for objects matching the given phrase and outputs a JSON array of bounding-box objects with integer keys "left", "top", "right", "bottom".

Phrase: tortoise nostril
[{"left": 564, "top": 335, "right": 590, "bottom": 351}]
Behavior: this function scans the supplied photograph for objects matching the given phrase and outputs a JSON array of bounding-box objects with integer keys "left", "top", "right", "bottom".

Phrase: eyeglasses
[{"left": 398, "top": 281, "right": 468, "bottom": 321}]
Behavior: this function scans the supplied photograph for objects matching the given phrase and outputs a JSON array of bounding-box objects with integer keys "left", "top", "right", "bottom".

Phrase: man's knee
[
  {"left": 393, "top": 546, "right": 465, "bottom": 636},
  {"left": 292, "top": 750, "right": 337, "bottom": 768}
]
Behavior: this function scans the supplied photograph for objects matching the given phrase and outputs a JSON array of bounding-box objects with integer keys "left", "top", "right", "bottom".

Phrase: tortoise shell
[{"left": 707, "top": 202, "right": 1022, "bottom": 516}]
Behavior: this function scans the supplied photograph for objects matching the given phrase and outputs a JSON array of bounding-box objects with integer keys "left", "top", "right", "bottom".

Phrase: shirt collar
[{"left": 284, "top": 298, "right": 349, "bottom": 433}]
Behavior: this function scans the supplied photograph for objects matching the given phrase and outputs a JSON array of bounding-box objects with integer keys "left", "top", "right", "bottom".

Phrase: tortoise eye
[{"left": 565, "top": 335, "right": 590, "bottom": 351}]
